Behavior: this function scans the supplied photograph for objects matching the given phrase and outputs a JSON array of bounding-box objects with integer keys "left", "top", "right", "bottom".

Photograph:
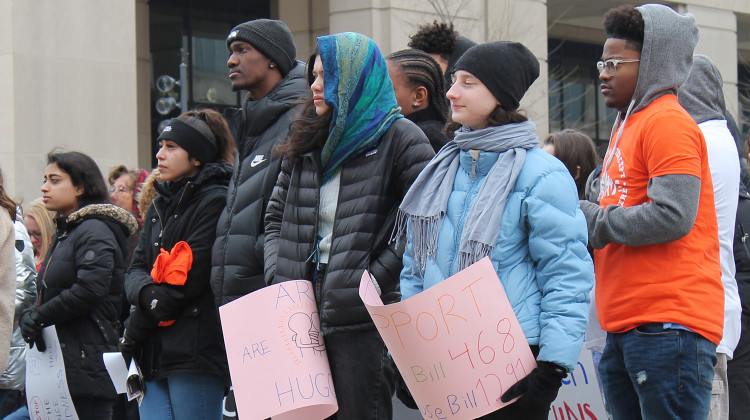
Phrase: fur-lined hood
[{"left": 65, "top": 203, "right": 139, "bottom": 237}]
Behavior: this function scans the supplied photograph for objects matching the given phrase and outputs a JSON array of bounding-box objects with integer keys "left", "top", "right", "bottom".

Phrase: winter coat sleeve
[
  {"left": 399, "top": 222, "right": 424, "bottom": 301},
  {"left": 13, "top": 221, "right": 37, "bottom": 329},
  {"left": 264, "top": 158, "right": 292, "bottom": 285},
  {"left": 125, "top": 207, "right": 157, "bottom": 307},
  {"left": 37, "top": 220, "right": 117, "bottom": 325},
  {"left": 175, "top": 192, "right": 228, "bottom": 301},
  {"left": 525, "top": 168, "right": 594, "bottom": 372},
  {"left": 126, "top": 192, "right": 227, "bottom": 310},
  {"left": 368, "top": 120, "right": 434, "bottom": 294}
]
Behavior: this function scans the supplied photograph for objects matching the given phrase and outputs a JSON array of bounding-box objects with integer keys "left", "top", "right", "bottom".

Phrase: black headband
[{"left": 157, "top": 118, "right": 218, "bottom": 163}]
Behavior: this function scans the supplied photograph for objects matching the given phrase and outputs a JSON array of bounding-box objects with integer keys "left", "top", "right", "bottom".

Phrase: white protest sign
[
  {"left": 103, "top": 352, "right": 128, "bottom": 394},
  {"left": 548, "top": 347, "right": 607, "bottom": 420},
  {"left": 25, "top": 326, "right": 79, "bottom": 420}
]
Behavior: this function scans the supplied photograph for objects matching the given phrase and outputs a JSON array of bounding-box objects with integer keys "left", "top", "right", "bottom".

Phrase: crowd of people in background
[{"left": 0, "top": 3, "right": 749, "bottom": 420}]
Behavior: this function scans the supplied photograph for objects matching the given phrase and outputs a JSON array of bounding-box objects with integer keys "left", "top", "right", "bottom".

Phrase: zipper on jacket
[
  {"left": 469, "top": 150, "right": 480, "bottom": 179},
  {"left": 153, "top": 181, "right": 191, "bottom": 247},
  {"left": 740, "top": 220, "right": 750, "bottom": 260}
]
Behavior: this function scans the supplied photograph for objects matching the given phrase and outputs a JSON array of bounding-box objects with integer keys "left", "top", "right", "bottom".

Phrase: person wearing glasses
[
  {"left": 109, "top": 166, "right": 150, "bottom": 265},
  {"left": 578, "top": 5, "right": 723, "bottom": 419}
]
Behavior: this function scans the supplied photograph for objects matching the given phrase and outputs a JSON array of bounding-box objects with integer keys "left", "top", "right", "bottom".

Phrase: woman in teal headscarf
[{"left": 264, "top": 32, "right": 434, "bottom": 418}]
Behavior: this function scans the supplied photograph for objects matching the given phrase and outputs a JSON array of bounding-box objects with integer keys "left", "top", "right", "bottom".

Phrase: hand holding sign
[
  {"left": 360, "top": 257, "right": 536, "bottom": 419},
  {"left": 219, "top": 280, "right": 338, "bottom": 420}
]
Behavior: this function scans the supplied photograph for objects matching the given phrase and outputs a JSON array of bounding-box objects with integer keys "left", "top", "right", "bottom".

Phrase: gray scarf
[{"left": 393, "top": 120, "right": 539, "bottom": 273}]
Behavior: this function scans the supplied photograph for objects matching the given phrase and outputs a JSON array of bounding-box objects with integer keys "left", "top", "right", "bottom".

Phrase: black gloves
[
  {"left": 138, "top": 284, "right": 184, "bottom": 322},
  {"left": 500, "top": 361, "right": 566, "bottom": 409},
  {"left": 119, "top": 332, "right": 137, "bottom": 366},
  {"left": 19, "top": 310, "right": 46, "bottom": 352}
]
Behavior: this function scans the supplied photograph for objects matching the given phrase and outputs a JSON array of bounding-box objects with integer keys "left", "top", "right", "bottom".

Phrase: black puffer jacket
[
  {"left": 125, "top": 162, "right": 232, "bottom": 384},
  {"left": 735, "top": 183, "right": 750, "bottom": 317},
  {"left": 211, "top": 64, "right": 308, "bottom": 306},
  {"left": 37, "top": 204, "right": 138, "bottom": 401},
  {"left": 264, "top": 118, "right": 434, "bottom": 333}
]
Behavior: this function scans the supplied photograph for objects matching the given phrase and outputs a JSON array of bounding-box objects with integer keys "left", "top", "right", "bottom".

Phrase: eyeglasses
[
  {"left": 596, "top": 59, "right": 640, "bottom": 76},
  {"left": 109, "top": 186, "right": 133, "bottom": 195}
]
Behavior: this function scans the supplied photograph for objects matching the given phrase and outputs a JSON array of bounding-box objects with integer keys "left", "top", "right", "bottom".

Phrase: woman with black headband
[{"left": 120, "top": 109, "right": 235, "bottom": 420}]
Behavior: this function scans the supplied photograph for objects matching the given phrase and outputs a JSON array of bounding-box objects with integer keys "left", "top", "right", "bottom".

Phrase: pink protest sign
[
  {"left": 220, "top": 280, "right": 338, "bottom": 420},
  {"left": 360, "top": 257, "right": 536, "bottom": 418}
]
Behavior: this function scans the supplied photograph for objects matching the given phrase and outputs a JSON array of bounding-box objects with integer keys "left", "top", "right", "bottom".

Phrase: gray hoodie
[
  {"left": 678, "top": 54, "right": 726, "bottom": 123},
  {"left": 581, "top": 4, "right": 704, "bottom": 249}
]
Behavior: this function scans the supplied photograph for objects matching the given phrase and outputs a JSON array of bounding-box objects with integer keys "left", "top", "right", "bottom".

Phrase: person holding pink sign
[
  {"left": 264, "top": 32, "right": 434, "bottom": 419},
  {"left": 397, "top": 41, "right": 595, "bottom": 419}
]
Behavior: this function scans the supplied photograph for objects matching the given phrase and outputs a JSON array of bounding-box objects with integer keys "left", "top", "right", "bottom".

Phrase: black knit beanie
[
  {"left": 226, "top": 19, "right": 296, "bottom": 77},
  {"left": 452, "top": 41, "right": 539, "bottom": 111}
]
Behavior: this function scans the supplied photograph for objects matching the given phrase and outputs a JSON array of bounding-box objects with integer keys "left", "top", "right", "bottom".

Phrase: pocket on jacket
[{"left": 158, "top": 306, "right": 200, "bottom": 366}]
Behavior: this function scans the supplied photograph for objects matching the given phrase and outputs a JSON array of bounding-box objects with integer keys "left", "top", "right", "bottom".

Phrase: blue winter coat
[{"left": 400, "top": 147, "right": 594, "bottom": 371}]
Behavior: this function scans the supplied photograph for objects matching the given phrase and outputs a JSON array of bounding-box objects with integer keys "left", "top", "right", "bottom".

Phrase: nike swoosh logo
[{"left": 250, "top": 159, "right": 267, "bottom": 168}]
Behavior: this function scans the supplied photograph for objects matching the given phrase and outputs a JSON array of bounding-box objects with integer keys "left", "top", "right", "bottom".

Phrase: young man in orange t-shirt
[{"left": 579, "top": 4, "right": 724, "bottom": 419}]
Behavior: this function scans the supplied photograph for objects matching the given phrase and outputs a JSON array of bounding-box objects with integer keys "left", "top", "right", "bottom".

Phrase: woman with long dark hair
[
  {"left": 398, "top": 42, "right": 594, "bottom": 419},
  {"left": 264, "top": 32, "right": 434, "bottom": 419},
  {"left": 18, "top": 151, "right": 138, "bottom": 418},
  {"left": 121, "top": 109, "right": 235, "bottom": 420},
  {"left": 386, "top": 49, "right": 450, "bottom": 152}
]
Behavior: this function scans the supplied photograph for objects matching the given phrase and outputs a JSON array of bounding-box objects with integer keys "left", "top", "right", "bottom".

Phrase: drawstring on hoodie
[{"left": 602, "top": 99, "right": 636, "bottom": 176}]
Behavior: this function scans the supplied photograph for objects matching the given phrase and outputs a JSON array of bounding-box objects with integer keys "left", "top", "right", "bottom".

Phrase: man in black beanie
[{"left": 211, "top": 19, "right": 308, "bottom": 307}]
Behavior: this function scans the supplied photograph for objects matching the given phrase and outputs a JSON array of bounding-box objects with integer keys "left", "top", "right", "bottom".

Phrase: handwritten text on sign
[
  {"left": 360, "top": 258, "right": 537, "bottom": 418},
  {"left": 548, "top": 348, "right": 606, "bottom": 420},
  {"left": 220, "top": 280, "right": 338, "bottom": 420},
  {"left": 25, "top": 326, "right": 79, "bottom": 420}
]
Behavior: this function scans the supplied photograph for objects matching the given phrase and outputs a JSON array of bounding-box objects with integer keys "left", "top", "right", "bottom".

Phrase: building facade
[{"left": 2, "top": 0, "right": 749, "bottom": 205}]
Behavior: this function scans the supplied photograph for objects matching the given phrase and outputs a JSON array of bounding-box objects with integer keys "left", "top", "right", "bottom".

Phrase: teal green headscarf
[{"left": 317, "top": 32, "right": 402, "bottom": 183}]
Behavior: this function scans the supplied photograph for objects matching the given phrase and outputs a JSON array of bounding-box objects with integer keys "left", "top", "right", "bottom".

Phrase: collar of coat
[{"left": 63, "top": 203, "right": 139, "bottom": 237}]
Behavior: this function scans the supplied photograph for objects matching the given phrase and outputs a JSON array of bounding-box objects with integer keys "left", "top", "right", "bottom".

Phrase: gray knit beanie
[{"left": 226, "top": 19, "right": 296, "bottom": 77}]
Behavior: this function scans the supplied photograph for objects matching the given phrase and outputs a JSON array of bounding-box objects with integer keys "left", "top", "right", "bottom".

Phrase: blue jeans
[
  {"left": 3, "top": 406, "right": 29, "bottom": 420},
  {"left": 138, "top": 375, "right": 225, "bottom": 420},
  {"left": 598, "top": 324, "right": 716, "bottom": 420}
]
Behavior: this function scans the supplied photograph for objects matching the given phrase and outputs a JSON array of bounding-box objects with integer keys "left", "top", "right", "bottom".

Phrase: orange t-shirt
[{"left": 594, "top": 94, "right": 723, "bottom": 345}]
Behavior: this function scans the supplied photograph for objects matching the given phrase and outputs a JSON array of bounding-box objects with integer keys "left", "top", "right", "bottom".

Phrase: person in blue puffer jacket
[{"left": 396, "top": 41, "right": 594, "bottom": 420}]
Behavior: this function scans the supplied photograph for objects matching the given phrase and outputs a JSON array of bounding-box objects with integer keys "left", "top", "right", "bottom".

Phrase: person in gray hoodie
[
  {"left": 679, "top": 54, "right": 741, "bottom": 420},
  {"left": 579, "top": 4, "right": 723, "bottom": 419}
]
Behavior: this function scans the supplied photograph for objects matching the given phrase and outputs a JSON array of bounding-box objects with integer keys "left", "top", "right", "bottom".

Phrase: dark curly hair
[
  {"left": 603, "top": 5, "right": 644, "bottom": 52},
  {"left": 408, "top": 21, "right": 458, "bottom": 64}
]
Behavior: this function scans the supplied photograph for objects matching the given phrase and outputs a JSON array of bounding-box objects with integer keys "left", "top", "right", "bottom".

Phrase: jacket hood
[
  {"left": 630, "top": 4, "right": 698, "bottom": 115},
  {"left": 65, "top": 203, "right": 139, "bottom": 237},
  {"left": 240, "top": 62, "right": 308, "bottom": 137},
  {"left": 678, "top": 54, "right": 725, "bottom": 124}
]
